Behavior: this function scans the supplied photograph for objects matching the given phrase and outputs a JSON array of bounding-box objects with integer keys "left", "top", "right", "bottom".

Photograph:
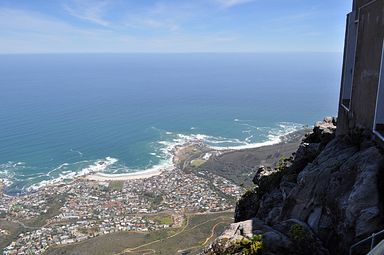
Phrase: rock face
[{"left": 204, "top": 118, "right": 384, "bottom": 255}]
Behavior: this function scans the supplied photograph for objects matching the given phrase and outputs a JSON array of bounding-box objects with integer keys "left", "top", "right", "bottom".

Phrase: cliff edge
[{"left": 203, "top": 118, "right": 384, "bottom": 255}]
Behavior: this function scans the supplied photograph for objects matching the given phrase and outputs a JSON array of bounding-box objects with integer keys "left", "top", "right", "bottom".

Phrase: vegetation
[
  {"left": 147, "top": 214, "right": 173, "bottom": 225},
  {"left": 190, "top": 159, "right": 207, "bottom": 168},
  {"left": 108, "top": 181, "right": 124, "bottom": 191},
  {"left": 26, "top": 195, "right": 66, "bottom": 228},
  {"left": 257, "top": 156, "right": 291, "bottom": 194},
  {"left": 142, "top": 191, "right": 164, "bottom": 208},
  {"left": 242, "top": 188, "right": 255, "bottom": 199},
  {"left": 45, "top": 212, "right": 233, "bottom": 255},
  {"left": 236, "top": 187, "right": 257, "bottom": 214},
  {"left": 288, "top": 224, "right": 314, "bottom": 255},
  {"left": 235, "top": 235, "right": 263, "bottom": 255},
  {"left": 277, "top": 156, "right": 288, "bottom": 171}
]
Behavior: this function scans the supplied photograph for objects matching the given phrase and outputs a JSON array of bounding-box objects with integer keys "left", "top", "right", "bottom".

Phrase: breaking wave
[{"left": 1, "top": 121, "right": 304, "bottom": 193}]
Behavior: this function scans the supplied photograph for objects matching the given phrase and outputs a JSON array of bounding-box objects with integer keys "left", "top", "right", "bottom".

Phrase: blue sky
[{"left": 0, "top": 0, "right": 351, "bottom": 53}]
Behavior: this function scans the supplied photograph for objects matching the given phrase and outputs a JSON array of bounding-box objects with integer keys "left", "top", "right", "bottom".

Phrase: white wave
[
  {"left": 12, "top": 122, "right": 303, "bottom": 192},
  {"left": 28, "top": 157, "right": 118, "bottom": 191},
  {"left": 208, "top": 122, "right": 303, "bottom": 150},
  {"left": 47, "top": 163, "right": 69, "bottom": 176},
  {"left": 0, "top": 178, "right": 13, "bottom": 187},
  {"left": 233, "top": 118, "right": 257, "bottom": 123},
  {"left": 239, "top": 123, "right": 259, "bottom": 129},
  {"left": 204, "top": 137, "right": 244, "bottom": 144},
  {"left": 156, "top": 128, "right": 282, "bottom": 154},
  {"left": 148, "top": 132, "right": 215, "bottom": 174},
  {"left": 70, "top": 149, "right": 83, "bottom": 157},
  {"left": 0, "top": 161, "right": 25, "bottom": 188},
  {"left": 0, "top": 161, "right": 26, "bottom": 169},
  {"left": 209, "top": 135, "right": 282, "bottom": 150},
  {"left": 245, "top": 135, "right": 254, "bottom": 143}
]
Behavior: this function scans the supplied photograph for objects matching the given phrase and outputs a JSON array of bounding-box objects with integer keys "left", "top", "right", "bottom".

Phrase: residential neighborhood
[{"left": 1, "top": 169, "right": 244, "bottom": 254}]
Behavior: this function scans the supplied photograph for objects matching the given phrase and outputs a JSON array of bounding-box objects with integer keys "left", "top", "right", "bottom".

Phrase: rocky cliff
[{"left": 204, "top": 118, "right": 384, "bottom": 255}]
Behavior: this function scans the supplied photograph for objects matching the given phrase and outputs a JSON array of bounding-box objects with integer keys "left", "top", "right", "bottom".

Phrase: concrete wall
[{"left": 337, "top": 0, "right": 384, "bottom": 135}]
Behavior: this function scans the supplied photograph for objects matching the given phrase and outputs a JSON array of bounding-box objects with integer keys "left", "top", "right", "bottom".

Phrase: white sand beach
[{"left": 85, "top": 168, "right": 164, "bottom": 181}]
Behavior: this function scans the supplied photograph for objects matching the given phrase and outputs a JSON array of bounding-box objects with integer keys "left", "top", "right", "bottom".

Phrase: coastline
[
  {"left": 0, "top": 128, "right": 306, "bottom": 193},
  {"left": 83, "top": 129, "right": 305, "bottom": 182}
]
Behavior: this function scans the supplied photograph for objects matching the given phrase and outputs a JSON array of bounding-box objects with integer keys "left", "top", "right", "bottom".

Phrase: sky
[{"left": 0, "top": 0, "right": 351, "bottom": 54}]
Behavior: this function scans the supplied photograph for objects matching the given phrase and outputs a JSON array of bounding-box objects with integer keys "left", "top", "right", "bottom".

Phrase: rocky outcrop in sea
[{"left": 203, "top": 118, "right": 384, "bottom": 255}]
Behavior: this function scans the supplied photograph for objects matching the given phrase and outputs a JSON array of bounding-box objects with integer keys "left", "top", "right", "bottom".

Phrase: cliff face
[{"left": 204, "top": 119, "right": 384, "bottom": 255}]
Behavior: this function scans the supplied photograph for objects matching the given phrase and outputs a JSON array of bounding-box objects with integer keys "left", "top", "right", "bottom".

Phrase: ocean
[{"left": 0, "top": 53, "right": 341, "bottom": 194}]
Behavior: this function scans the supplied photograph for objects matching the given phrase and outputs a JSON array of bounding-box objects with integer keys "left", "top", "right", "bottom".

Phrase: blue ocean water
[{"left": 0, "top": 53, "right": 341, "bottom": 193}]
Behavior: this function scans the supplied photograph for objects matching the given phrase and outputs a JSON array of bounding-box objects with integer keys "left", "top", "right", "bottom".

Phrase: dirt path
[
  {"left": 116, "top": 214, "right": 191, "bottom": 255},
  {"left": 176, "top": 219, "right": 230, "bottom": 254},
  {"left": 117, "top": 214, "right": 232, "bottom": 255}
]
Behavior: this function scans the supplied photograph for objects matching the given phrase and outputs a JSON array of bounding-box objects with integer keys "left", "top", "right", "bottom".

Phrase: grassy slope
[{"left": 44, "top": 212, "right": 233, "bottom": 255}]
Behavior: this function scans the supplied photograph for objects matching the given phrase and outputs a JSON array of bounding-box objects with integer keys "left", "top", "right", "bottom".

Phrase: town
[{"left": 0, "top": 169, "right": 244, "bottom": 254}]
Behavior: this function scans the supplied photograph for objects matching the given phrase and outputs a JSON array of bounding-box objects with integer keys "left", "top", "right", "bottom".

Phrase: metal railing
[{"left": 349, "top": 229, "right": 384, "bottom": 255}]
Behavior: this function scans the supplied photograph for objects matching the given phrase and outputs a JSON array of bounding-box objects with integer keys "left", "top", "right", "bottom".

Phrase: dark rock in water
[{"left": 204, "top": 119, "right": 384, "bottom": 255}]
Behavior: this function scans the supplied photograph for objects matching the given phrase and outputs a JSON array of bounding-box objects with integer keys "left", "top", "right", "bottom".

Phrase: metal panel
[
  {"left": 341, "top": 11, "right": 358, "bottom": 109},
  {"left": 374, "top": 41, "right": 384, "bottom": 137}
]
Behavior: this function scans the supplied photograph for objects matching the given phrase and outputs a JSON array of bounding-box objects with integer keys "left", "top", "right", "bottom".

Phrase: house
[{"left": 337, "top": 0, "right": 384, "bottom": 140}]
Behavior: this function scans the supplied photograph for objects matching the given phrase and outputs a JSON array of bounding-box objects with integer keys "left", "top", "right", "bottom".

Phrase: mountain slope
[{"left": 204, "top": 119, "right": 384, "bottom": 255}]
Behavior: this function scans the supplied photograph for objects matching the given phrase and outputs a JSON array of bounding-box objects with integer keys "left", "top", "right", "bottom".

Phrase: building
[{"left": 337, "top": 0, "right": 384, "bottom": 140}]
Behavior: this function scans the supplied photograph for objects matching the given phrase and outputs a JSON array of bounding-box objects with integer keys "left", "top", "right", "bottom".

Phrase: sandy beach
[{"left": 85, "top": 168, "right": 164, "bottom": 181}]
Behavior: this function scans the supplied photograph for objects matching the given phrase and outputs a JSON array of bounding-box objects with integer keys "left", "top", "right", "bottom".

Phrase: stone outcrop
[{"left": 204, "top": 118, "right": 384, "bottom": 255}]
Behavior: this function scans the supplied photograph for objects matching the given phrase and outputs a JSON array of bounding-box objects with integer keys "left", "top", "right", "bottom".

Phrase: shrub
[
  {"left": 234, "top": 235, "right": 263, "bottom": 255},
  {"left": 288, "top": 224, "right": 314, "bottom": 255},
  {"left": 243, "top": 188, "right": 255, "bottom": 198}
]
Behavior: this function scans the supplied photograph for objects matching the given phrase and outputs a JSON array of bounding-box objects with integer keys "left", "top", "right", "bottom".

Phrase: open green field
[
  {"left": 190, "top": 159, "right": 206, "bottom": 168},
  {"left": 145, "top": 214, "right": 173, "bottom": 226},
  {"left": 109, "top": 181, "right": 124, "bottom": 191},
  {"left": 44, "top": 211, "right": 233, "bottom": 255}
]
